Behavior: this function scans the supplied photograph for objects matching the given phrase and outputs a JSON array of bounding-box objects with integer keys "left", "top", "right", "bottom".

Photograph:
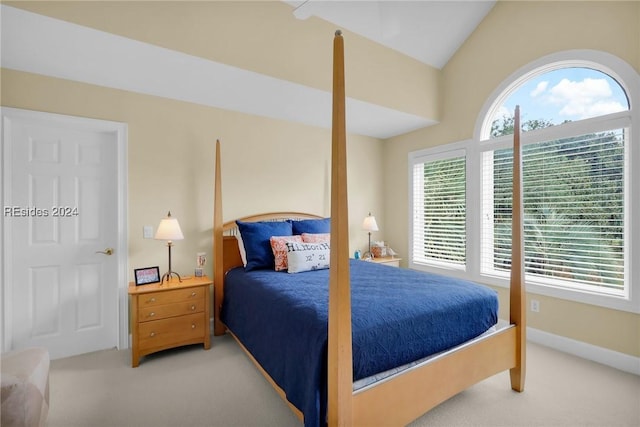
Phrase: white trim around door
[{"left": 1, "top": 107, "right": 129, "bottom": 355}]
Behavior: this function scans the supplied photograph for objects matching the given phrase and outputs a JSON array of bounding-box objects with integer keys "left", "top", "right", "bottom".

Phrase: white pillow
[
  {"left": 286, "top": 242, "right": 330, "bottom": 274},
  {"left": 235, "top": 234, "right": 247, "bottom": 266}
]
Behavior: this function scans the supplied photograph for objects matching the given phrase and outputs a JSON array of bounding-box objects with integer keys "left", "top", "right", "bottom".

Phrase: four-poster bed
[{"left": 212, "top": 31, "right": 525, "bottom": 426}]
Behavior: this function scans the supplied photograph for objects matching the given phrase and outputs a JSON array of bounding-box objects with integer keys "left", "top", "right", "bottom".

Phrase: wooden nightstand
[
  {"left": 369, "top": 256, "right": 402, "bottom": 267},
  {"left": 128, "top": 276, "right": 212, "bottom": 367}
]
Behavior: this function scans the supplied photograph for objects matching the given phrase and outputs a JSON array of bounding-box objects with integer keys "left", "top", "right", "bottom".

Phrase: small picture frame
[{"left": 134, "top": 266, "right": 160, "bottom": 286}]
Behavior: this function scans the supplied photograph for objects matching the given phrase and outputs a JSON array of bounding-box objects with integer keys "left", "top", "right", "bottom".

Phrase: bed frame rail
[{"left": 352, "top": 326, "right": 518, "bottom": 426}]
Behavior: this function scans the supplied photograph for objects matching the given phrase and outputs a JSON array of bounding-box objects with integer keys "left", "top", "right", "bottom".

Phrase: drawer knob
[
  {"left": 191, "top": 292, "right": 196, "bottom": 297},
  {"left": 191, "top": 305, "right": 196, "bottom": 311},
  {"left": 149, "top": 297, "right": 156, "bottom": 303},
  {"left": 191, "top": 324, "right": 196, "bottom": 329},
  {"left": 149, "top": 312, "right": 155, "bottom": 317},
  {"left": 150, "top": 332, "right": 156, "bottom": 337}
]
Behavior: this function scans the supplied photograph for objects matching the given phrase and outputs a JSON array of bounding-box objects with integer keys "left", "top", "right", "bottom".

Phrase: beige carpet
[{"left": 48, "top": 335, "right": 639, "bottom": 427}]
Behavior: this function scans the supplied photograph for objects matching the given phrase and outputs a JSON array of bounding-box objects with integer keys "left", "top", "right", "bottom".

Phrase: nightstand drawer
[
  {"left": 138, "top": 287, "right": 204, "bottom": 307},
  {"left": 129, "top": 276, "right": 212, "bottom": 367},
  {"left": 138, "top": 313, "right": 205, "bottom": 351},
  {"left": 138, "top": 300, "right": 204, "bottom": 322}
]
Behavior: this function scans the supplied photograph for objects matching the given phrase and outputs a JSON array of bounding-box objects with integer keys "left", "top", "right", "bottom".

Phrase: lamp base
[{"left": 160, "top": 271, "right": 182, "bottom": 284}]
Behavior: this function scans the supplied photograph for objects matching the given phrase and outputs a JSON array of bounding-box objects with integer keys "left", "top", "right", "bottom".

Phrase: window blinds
[
  {"left": 412, "top": 153, "right": 466, "bottom": 269},
  {"left": 482, "top": 129, "right": 626, "bottom": 295}
]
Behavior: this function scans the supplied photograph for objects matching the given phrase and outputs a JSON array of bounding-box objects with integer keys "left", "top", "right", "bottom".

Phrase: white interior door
[{"left": 2, "top": 108, "right": 128, "bottom": 359}]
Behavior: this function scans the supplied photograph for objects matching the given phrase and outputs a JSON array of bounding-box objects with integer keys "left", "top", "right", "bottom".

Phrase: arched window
[
  {"left": 487, "top": 67, "right": 628, "bottom": 137},
  {"left": 478, "top": 52, "right": 636, "bottom": 309},
  {"left": 410, "top": 51, "right": 638, "bottom": 312}
]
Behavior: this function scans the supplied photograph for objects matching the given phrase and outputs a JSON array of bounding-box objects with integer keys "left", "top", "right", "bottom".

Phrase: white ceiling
[
  {"left": 287, "top": 0, "right": 496, "bottom": 68},
  {"left": 1, "top": 2, "right": 495, "bottom": 139}
]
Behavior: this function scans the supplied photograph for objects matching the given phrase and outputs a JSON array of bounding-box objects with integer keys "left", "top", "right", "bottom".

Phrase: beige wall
[
  {"left": 384, "top": 1, "right": 640, "bottom": 357},
  {"left": 1, "top": 68, "right": 383, "bottom": 281},
  {"left": 0, "top": 1, "right": 417, "bottom": 278}
]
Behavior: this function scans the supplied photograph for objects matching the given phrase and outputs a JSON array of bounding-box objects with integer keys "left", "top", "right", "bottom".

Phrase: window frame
[
  {"left": 409, "top": 143, "right": 469, "bottom": 273},
  {"left": 479, "top": 112, "right": 631, "bottom": 299},
  {"left": 408, "top": 50, "right": 639, "bottom": 313}
]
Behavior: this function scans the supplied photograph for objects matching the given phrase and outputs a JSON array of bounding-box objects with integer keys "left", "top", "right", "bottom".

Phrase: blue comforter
[{"left": 221, "top": 260, "right": 497, "bottom": 427}]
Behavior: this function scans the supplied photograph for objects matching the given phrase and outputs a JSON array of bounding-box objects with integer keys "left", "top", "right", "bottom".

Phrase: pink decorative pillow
[
  {"left": 270, "top": 235, "right": 303, "bottom": 271},
  {"left": 301, "top": 233, "right": 330, "bottom": 243}
]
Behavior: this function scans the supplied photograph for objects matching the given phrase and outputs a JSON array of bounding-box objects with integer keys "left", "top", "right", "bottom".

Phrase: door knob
[{"left": 96, "top": 248, "right": 114, "bottom": 256}]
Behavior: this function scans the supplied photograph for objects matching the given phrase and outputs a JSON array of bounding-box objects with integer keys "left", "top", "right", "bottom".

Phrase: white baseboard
[{"left": 527, "top": 327, "right": 640, "bottom": 376}]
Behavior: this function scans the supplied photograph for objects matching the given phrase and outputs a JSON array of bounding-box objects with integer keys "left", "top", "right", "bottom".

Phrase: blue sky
[{"left": 494, "top": 68, "right": 629, "bottom": 126}]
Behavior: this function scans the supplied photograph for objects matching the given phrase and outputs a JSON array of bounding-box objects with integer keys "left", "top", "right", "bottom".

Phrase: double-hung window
[{"left": 410, "top": 148, "right": 467, "bottom": 270}]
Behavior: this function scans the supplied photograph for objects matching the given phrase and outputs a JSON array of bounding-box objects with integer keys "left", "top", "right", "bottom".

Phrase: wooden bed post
[
  {"left": 213, "top": 139, "right": 225, "bottom": 336},
  {"left": 510, "top": 106, "right": 526, "bottom": 391},
  {"left": 327, "top": 29, "right": 353, "bottom": 427}
]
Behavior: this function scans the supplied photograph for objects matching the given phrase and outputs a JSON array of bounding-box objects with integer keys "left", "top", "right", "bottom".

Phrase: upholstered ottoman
[{"left": 1, "top": 347, "right": 50, "bottom": 427}]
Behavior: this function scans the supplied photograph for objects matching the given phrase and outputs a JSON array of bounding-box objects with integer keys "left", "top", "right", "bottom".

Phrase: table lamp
[
  {"left": 362, "top": 212, "right": 379, "bottom": 259},
  {"left": 155, "top": 211, "right": 184, "bottom": 284}
]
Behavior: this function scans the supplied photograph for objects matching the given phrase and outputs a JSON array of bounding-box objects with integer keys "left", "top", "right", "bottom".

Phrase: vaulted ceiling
[{"left": 286, "top": 1, "right": 495, "bottom": 68}]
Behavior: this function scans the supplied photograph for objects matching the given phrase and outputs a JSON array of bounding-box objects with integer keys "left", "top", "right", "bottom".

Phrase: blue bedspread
[{"left": 221, "top": 260, "right": 498, "bottom": 427}]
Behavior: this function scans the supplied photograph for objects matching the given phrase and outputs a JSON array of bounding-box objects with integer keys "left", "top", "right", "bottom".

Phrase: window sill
[
  {"left": 410, "top": 261, "right": 639, "bottom": 314},
  {"left": 483, "top": 273, "right": 639, "bottom": 314}
]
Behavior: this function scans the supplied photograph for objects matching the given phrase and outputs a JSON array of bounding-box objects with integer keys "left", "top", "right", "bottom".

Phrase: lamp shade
[
  {"left": 362, "top": 213, "right": 379, "bottom": 232},
  {"left": 155, "top": 211, "right": 184, "bottom": 241}
]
